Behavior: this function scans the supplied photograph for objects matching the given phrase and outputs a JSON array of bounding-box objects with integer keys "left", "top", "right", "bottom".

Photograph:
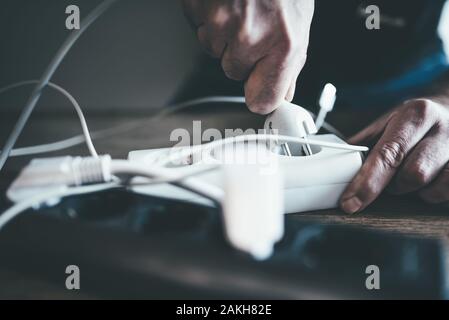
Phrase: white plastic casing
[
  {"left": 319, "top": 83, "right": 337, "bottom": 112},
  {"left": 264, "top": 101, "right": 318, "bottom": 138},
  {"left": 221, "top": 144, "right": 284, "bottom": 260},
  {"left": 7, "top": 156, "right": 112, "bottom": 203}
]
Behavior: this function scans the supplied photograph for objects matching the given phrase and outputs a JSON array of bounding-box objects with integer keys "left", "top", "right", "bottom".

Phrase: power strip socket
[{"left": 128, "top": 134, "right": 363, "bottom": 214}]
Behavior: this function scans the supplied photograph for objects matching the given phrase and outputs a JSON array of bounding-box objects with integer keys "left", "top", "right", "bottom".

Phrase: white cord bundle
[{"left": 0, "top": 80, "right": 98, "bottom": 157}]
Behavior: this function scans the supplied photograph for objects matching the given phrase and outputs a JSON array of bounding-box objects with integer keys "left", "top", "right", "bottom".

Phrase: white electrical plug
[
  {"left": 316, "top": 83, "right": 337, "bottom": 130},
  {"left": 221, "top": 143, "right": 284, "bottom": 260},
  {"left": 7, "top": 156, "right": 112, "bottom": 203},
  {"left": 264, "top": 100, "right": 318, "bottom": 156}
]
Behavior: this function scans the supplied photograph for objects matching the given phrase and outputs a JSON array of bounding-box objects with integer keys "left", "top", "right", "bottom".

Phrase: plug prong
[
  {"left": 281, "top": 143, "right": 292, "bottom": 157},
  {"left": 302, "top": 136, "right": 313, "bottom": 156},
  {"left": 301, "top": 121, "right": 313, "bottom": 156}
]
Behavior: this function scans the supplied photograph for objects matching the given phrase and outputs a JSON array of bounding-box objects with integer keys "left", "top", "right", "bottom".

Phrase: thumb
[{"left": 245, "top": 53, "right": 300, "bottom": 115}]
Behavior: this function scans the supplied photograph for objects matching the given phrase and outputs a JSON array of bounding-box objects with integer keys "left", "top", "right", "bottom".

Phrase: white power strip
[
  {"left": 3, "top": 134, "right": 362, "bottom": 259},
  {"left": 128, "top": 134, "right": 363, "bottom": 214}
]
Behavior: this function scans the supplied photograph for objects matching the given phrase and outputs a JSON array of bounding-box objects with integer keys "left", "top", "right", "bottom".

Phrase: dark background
[{"left": 0, "top": 0, "right": 199, "bottom": 114}]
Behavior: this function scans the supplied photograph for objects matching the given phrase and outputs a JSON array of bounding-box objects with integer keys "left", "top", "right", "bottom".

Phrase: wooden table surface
[{"left": 0, "top": 105, "right": 448, "bottom": 298}]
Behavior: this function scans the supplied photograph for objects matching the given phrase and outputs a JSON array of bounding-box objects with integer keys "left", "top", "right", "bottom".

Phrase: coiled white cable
[
  {"left": 0, "top": 80, "right": 98, "bottom": 157},
  {"left": 0, "top": 93, "right": 247, "bottom": 157},
  {"left": 0, "top": 158, "right": 223, "bottom": 231},
  {"left": 159, "top": 133, "right": 368, "bottom": 168},
  {"left": 0, "top": 0, "right": 118, "bottom": 171},
  {"left": 0, "top": 92, "right": 346, "bottom": 158}
]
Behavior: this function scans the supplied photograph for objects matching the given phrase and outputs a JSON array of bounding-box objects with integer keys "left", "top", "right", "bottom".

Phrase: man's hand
[
  {"left": 340, "top": 98, "right": 449, "bottom": 214},
  {"left": 182, "top": 0, "right": 314, "bottom": 114}
]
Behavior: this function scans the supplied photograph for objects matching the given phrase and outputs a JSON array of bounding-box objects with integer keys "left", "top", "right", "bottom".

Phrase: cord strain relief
[{"left": 74, "top": 155, "right": 112, "bottom": 185}]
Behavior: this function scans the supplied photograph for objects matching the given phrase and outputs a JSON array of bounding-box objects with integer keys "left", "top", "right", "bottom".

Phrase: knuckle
[
  {"left": 419, "top": 166, "right": 449, "bottom": 204},
  {"left": 377, "top": 141, "right": 407, "bottom": 170},
  {"left": 277, "top": 23, "right": 304, "bottom": 57},
  {"left": 412, "top": 163, "right": 432, "bottom": 185},
  {"left": 236, "top": 25, "right": 255, "bottom": 47},
  {"left": 406, "top": 99, "right": 435, "bottom": 120},
  {"left": 358, "top": 180, "right": 378, "bottom": 201},
  {"left": 278, "top": 35, "right": 297, "bottom": 57},
  {"left": 209, "top": 18, "right": 225, "bottom": 32},
  {"left": 399, "top": 163, "right": 432, "bottom": 188},
  {"left": 208, "top": 6, "right": 233, "bottom": 29}
]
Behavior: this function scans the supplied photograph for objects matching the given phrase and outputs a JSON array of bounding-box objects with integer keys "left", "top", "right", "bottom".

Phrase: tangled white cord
[
  {"left": 0, "top": 80, "right": 98, "bottom": 157},
  {"left": 0, "top": 83, "right": 247, "bottom": 158}
]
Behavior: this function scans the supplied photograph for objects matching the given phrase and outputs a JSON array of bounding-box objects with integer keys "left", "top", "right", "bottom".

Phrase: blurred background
[{"left": 0, "top": 0, "right": 199, "bottom": 114}]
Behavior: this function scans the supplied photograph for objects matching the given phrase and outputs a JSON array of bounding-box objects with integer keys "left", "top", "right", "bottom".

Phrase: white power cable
[
  {"left": 0, "top": 80, "right": 98, "bottom": 157},
  {"left": 0, "top": 128, "right": 367, "bottom": 233},
  {"left": 0, "top": 86, "right": 347, "bottom": 158},
  {"left": 159, "top": 133, "right": 369, "bottom": 167},
  {"left": 0, "top": 94, "right": 247, "bottom": 157},
  {"left": 0, "top": 158, "right": 223, "bottom": 231},
  {"left": 110, "top": 160, "right": 224, "bottom": 204},
  {"left": 0, "top": 182, "right": 119, "bottom": 231}
]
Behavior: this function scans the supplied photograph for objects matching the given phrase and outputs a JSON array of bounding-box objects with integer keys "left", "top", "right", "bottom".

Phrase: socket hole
[{"left": 272, "top": 142, "right": 322, "bottom": 157}]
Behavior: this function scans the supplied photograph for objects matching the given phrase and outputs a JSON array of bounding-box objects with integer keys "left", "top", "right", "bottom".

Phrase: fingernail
[{"left": 341, "top": 197, "right": 363, "bottom": 214}]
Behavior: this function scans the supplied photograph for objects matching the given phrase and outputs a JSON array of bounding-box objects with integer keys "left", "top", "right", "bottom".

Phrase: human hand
[
  {"left": 182, "top": 0, "right": 314, "bottom": 114},
  {"left": 340, "top": 98, "right": 449, "bottom": 214}
]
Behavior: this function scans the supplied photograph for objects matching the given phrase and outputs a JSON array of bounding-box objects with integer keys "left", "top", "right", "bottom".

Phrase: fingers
[
  {"left": 419, "top": 163, "right": 449, "bottom": 203},
  {"left": 186, "top": 0, "right": 314, "bottom": 114},
  {"left": 192, "top": 0, "right": 232, "bottom": 58},
  {"left": 244, "top": 52, "right": 301, "bottom": 114},
  {"left": 197, "top": 24, "right": 227, "bottom": 58},
  {"left": 390, "top": 129, "right": 449, "bottom": 194},
  {"left": 220, "top": 43, "right": 260, "bottom": 81},
  {"left": 340, "top": 101, "right": 437, "bottom": 214}
]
